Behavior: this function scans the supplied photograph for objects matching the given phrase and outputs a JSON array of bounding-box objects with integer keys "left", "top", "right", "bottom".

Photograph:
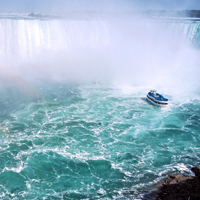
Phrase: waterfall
[
  {"left": 0, "top": 18, "right": 200, "bottom": 60},
  {"left": 0, "top": 16, "right": 200, "bottom": 87},
  {"left": 0, "top": 18, "right": 110, "bottom": 59}
]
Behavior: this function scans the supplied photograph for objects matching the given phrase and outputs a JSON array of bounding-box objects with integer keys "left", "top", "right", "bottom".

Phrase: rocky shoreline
[{"left": 155, "top": 167, "right": 200, "bottom": 200}]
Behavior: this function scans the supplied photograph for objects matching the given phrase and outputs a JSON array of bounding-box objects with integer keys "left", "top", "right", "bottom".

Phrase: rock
[
  {"left": 191, "top": 167, "right": 200, "bottom": 177},
  {"left": 155, "top": 170, "right": 200, "bottom": 200},
  {"left": 163, "top": 174, "right": 191, "bottom": 185},
  {"left": 168, "top": 173, "right": 176, "bottom": 179}
]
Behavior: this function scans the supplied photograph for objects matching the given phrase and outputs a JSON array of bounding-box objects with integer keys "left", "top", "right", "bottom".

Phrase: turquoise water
[
  {"left": 0, "top": 81, "right": 200, "bottom": 199},
  {"left": 0, "top": 14, "right": 200, "bottom": 199}
]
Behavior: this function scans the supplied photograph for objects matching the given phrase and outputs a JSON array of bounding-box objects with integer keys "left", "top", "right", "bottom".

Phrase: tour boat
[{"left": 147, "top": 90, "right": 168, "bottom": 107}]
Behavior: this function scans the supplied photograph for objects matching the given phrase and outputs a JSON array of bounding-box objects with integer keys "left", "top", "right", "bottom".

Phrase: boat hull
[{"left": 146, "top": 95, "right": 168, "bottom": 107}]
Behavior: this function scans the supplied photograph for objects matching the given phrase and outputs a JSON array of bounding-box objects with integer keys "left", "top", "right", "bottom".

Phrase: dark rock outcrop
[
  {"left": 156, "top": 167, "right": 200, "bottom": 200},
  {"left": 191, "top": 167, "right": 200, "bottom": 177}
]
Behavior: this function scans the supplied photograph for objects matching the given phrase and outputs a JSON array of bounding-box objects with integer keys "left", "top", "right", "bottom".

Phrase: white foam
[{"left": 3, "top": 164, "right": 24, "bottom": 173}]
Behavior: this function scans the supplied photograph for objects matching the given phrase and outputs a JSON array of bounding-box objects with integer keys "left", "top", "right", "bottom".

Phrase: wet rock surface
[{"left": 155, "top": 167, "right": 200, "bottom": 200}]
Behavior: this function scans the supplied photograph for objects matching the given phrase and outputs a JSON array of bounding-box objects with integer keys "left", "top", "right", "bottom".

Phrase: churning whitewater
[{"left": 0, "top": 14, "right": 200, "bottom": 199}]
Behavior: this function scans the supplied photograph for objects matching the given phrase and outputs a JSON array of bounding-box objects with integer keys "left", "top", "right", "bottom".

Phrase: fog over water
[{"left": 0, "top": 14, "right": 200, "bottom": 95}]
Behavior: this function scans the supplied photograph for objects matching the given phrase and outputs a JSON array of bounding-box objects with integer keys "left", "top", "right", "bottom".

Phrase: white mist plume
[
  {"left": 0, "top": 14, "right": 200, "bottom": 97},
  {"left": 0, "top": 0, "right": 199, "bottom": 13}
]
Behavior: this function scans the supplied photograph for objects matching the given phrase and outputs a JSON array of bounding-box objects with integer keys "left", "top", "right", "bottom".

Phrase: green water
[{"left": 0, "top": 81, "right": 199, "bottom": 199}]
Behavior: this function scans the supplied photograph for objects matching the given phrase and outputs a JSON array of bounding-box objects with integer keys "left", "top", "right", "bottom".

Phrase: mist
[
  {"left": 0, "top": 2, "right": 199, "bottom": 101},
  {"left": 0, "top": 0, "right": 200, "bottom": 13},
  {"left": 0, "top": 15, "right": 199, "bottom": 94},
  {"left": 0, "top": 0, "right": 134, "bottom": 13}
]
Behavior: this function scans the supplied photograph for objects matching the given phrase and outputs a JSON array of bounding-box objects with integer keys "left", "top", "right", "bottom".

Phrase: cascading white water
[
  {"left": 0, "top": 19, "right": 110, "bottom": 58},
  {"left": 0, "top": 18, "right": 200, "bottom": 59},
  {"left": 0, "top": 16, "right": 200, "bottom": 93}
]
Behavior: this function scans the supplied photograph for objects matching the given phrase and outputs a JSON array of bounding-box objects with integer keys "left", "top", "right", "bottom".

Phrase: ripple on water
[{"left": 0, "top": 82, "right": 200, "bottom": 199}]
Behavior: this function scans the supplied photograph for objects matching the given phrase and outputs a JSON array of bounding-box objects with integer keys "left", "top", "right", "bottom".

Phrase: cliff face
[{"left": 156, "top": 167, "right": 200, "bottom": 200}]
